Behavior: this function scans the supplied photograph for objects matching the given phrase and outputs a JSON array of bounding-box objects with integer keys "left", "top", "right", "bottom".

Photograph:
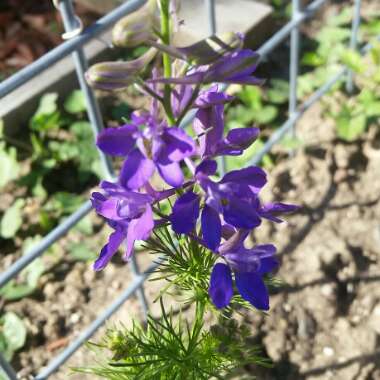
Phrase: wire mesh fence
[{"left": 0, "top": 0, "right": 372, "bottom": 378}]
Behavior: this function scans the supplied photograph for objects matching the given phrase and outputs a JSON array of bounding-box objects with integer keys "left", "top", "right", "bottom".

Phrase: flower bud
[
  {"left": 148, "top": 32, "right": 244, "bottom": 65},
  {"left": 112, "top": 0, "right": 158, "bottom": 47},
  {"left": 86, "top": 48, "right": 157, "bottom": 91},
  {"left": 177, "top": 32, "right": 244, "bottom": 65}
]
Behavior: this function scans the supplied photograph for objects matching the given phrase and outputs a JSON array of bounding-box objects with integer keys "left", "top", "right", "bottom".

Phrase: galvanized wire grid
[{"left": 0, "top": 0, "right": 369, "bottom": 378}]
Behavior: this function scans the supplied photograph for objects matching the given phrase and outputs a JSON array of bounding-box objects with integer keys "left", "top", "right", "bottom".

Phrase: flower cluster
[{"left": 87, "top": 6, "right": 296, "bottom": 312}]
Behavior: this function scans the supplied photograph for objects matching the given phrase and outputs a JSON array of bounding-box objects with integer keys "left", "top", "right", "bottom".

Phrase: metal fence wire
[{"left": 0, "top": 0, "right": 370, "bottom": 378}]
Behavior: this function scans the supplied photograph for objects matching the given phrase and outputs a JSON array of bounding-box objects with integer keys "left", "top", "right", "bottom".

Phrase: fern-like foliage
[
  {"left": 75, "top": 300, "right": 270, "bottom": 379},
  {"left": 144, "top": 226, "right": 273, "bottom": 313},
  {"left": 144, "top": 226, "right": 216, "bottom": 304}
]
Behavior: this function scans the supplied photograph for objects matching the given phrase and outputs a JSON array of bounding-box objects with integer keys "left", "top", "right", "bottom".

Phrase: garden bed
[
  {"left": 1, "top": 1, "right": 380, "bottom": 379},
  {"left": 2, "top": 95, "right": 380, "bottom": 380}
]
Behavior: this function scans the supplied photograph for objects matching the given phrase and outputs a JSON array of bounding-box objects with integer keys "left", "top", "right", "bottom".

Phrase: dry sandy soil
[{"left": 251, "top": 103, "right": 380, "bottom": 380}]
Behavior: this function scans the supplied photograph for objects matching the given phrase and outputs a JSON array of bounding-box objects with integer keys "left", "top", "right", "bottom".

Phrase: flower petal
[
  {"left": 220, "top": 166, "right": 267, "bottom": 190},
  {"left": 195, "top": 159, "right": 217, "bottom": 177},
  {"left": 252, "top": 244, "right": 277, "bottom": 259},
  {"left": 206, "top": 49, "right": 259, "bottom": 82},
  {"left": 193, "top": 105, "right": 224, "bottom": 157},
  {"left": 172, "top": 85, "right": 194, "bottom": 117},
  {"left": 235, "top": 271, "right": 269, "bottom": 310},
  {"left": 96, "top": 125, "right": 137, "bottom": 156},
  {"left": 91, "top": 191, "right": 108, "bottom": 213},
  {"left": 224, "top": 127, "right": 259, "bottom": 150},
  {"left": 225, "top": 76, "right": 265, "bottom": 86},
  {"left": 94, "top": 198, "right": 121, "bottom": 220},
  {"left": 257, "top": 257, "right": 279, "bottom": 276},
  {"left": 201, "top": 205, "right": 221, "bottom": 251},
  {"left": 170, "top": 191, "right": 200, "bottom": 234},
  {"left": 221, "top": 224, "right": 236, "bottom": 239},
  {"left": 120, "top": 148, "right": 155, "bottom": 190},
  {"left": 157, "top": 161, "right": 184, "bottom": 187},
  {"left": 93, "top": 229, "right": 125, "bottom": 271},
  {"left": 223, "top": 197, "right": 261, "bottom": 229},
  {"left": 124, "top": 205, "right": 154, "bottom": 260},
  {"left": 209, "top": 263, "right": 234, "bottom": 309},
  {"left": 259, "top": 202, "right": 299, "bottom": 223},
  {"left": 224, "top": 244, "right": 276, "bottom": 273},
  {"left": 195, "top": 89, "right": 233, "bottom": 108},
  {"left": 149, "top": 71, "right": 206, "bottom": 85},
  {"left": 160, "top": 127, "right": 195, "bottom": 162}
]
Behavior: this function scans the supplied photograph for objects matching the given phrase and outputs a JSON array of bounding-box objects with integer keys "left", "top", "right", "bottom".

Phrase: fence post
[
  {"left": 289, "top": 0, "right": 301, "bottom": 142},
  {"left": 206, "top": 0, "right": 217, "bottom": 35},
  {"left": 57, "top": 0, "right": 114, "bottom": 181},
  {"left": 0, "top": 353, "right": 18, "bottom": 380},
  {"left": 130, "top": 256, "right": 149, "bottom": 319},
  {"left": 346, "top": 0, "right": 362, "bottom": 93},
  {"left": 1, "top": 0, "right": 373, "bottom": 377}
]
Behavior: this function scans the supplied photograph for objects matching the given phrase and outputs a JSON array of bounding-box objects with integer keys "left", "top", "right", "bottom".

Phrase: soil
[
  {"left": 2, "top": 1, "right": 380, "bottom": 379},
  {"left": 249, "top": 103, "right": 380, "bottom": 380}
]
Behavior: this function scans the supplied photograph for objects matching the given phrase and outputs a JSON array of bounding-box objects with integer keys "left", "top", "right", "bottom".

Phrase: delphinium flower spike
[
  {"left": 82, "top": 2, "right": 303, "bottom": 377},
  {"left": 149, "top": 49, "right": 264, "bottom": 86},
  {"left": 86, "top": 0, "right": 297, "bottom": 314}
]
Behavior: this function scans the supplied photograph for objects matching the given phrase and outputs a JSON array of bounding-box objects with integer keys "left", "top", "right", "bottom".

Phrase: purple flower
[
  {"left": 149, "top": 50, "right": 264, "bottom": 86},
  {"left": 171, "top": 162, "right": 267, "bottom": 250},
  {"left": 171, "top": 159, "right": 298, "bottom": 251},
  {"left": 171, "top": 84, "right": 195, "bottom": 118},
  {"left": 96, "top": 111, "right": 195, "bottom": 189},
  {"left": 91, "top": 181, "right": 156, "bottom": 270},
  {"left": 258, "top": 202, "right": 300, "bottom": 223},
  {"left": 209, "top": 229, "right": 278, "bottom": 310},
  {"left": 200, "top": 165, "right": 267, "bottom": 249},
  {"left": 86, "top": 48, "right": 157, "bottom": 91},
  {"left": 148, "top": 32, "right": 244, "bottom": 66},
  {"left": 170, "top": 191, "right": 200, "bottom": 234},
  {"left": 192, "top": 87, "right": 259, "bottom": 158}
]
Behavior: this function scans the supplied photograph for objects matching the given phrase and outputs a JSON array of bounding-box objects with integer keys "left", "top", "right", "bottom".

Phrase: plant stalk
[{"left": 159, "top": 0, "right": 175, "bottom": 125}]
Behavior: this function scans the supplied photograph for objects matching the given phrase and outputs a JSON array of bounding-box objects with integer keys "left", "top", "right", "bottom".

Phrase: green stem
[
  {"left": 196, "top": 299, "right": 205, "bottom": 326},
  {"left": 159, "top": 0, "right": 175, "bottom": 125}
]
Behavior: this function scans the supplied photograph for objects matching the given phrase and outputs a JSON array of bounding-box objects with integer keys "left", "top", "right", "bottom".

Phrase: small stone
[
  {"left": 263, "top": 330, "right": 286, "bottom": 362},
  {"left": 43, "top": 283, "right": 61, "bottom": 299},
  {"left": 297, "top": 309, "right": 316, "bottom": 340},
  {"left": 351, "top": 315, "right": 361, "bottom": 324},
  {"left": 321, "top": 284, "right": 334, "bottom": 297},
  {"left": 83, "top": 268, "right": 96, "bottom": 283},
  {"left": 283, "top": 303, "right": 292, "bottom": 312},
  {"left": 368, "top": 303, "right": 380, "bottom": 334},
  {"left": 278, "top": 318, "right": 288, "bottom": 330},
  {"left": 323, "top": 346, "right": 334, "bottom": 357},
  {"left": 70, "top": 313, "right": 81, "bottom": 324},
  {"left": 334, "top": 144, "right": 350, "bottom": 168},
  {"left": 111, "top": 280, "right": 122, "bottom": 290},
  {"left": 334, "top": 168, "right": 348, "bottom": 183}
]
